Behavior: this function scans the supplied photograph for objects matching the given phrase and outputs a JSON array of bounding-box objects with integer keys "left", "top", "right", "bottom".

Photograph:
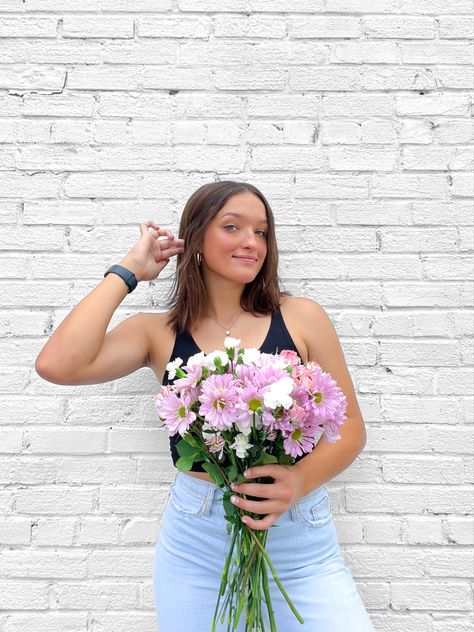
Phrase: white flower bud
[
  {"left": 224, "top": 336, "right": 241, "bottom": 349},
  {"left": 166, "top": 357, "right": 183, "bottom": 379}
]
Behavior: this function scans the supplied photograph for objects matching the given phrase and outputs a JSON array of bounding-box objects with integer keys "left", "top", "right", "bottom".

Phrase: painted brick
[{"left": 2, "top": 3, "right": 471, "bottom": 629}]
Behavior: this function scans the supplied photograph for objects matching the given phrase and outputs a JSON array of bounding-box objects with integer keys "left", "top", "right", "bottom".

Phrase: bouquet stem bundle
[
  {"left": 180, "top": 430, "right": 303, "bottom": 631},
  {"left": 212, "top": 517, "right": 306, "bottom": 631},
  {"left": 155, "top": 340, "right": 348, "bottom": 631}
]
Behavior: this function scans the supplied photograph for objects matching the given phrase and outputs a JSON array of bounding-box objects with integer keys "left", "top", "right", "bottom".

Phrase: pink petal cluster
[
  {"left": 198, "top": 373, "right": 240, "bottom": 430},
  {"left": 154, "top": 347, "right": 348, "bottom": 461},
  {"left": 202, "top": 423, "right": 226, "bottom": 460},
  {"left": 154, "top": 386, "right": 196, "bottom": 437}
]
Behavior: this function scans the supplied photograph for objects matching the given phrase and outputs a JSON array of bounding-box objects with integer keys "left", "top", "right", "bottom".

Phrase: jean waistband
[
  {"left": 173, "top": 471, "right": 223, "bottom": 503},
  {"left": 172, "top": 470, "right": 328, "bottom": 505}
]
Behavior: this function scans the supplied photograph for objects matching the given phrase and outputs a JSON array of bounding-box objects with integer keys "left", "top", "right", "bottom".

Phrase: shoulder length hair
[{"left": 164, "top": 180, "right": 289, "bottom": 334}]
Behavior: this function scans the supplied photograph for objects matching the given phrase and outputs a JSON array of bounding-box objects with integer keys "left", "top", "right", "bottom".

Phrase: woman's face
[{"left": 201, "top": 191, "right": 268, "bottom": 284}]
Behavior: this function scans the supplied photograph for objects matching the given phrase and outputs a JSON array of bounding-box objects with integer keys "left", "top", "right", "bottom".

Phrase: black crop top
[{"left": 161, "top": 307, "right": 307, "bottom": 472}]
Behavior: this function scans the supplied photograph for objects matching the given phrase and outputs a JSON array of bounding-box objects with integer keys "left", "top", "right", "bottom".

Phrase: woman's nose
[{"left": 241, "top": 230, "right": 258, "bottom": 247}]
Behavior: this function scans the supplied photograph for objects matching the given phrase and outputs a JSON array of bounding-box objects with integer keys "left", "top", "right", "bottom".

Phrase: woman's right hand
[{"left": 119, "top": 220, "right": 185, "bottom": 282}]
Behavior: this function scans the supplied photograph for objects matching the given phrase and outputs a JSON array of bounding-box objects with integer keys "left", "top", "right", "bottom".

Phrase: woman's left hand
[{"left": 229, "top": 464, "right": 305, "bottom": 531}]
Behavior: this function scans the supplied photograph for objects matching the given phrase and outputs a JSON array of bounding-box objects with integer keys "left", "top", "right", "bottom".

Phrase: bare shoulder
[
  {"left": 140, "top": 310, "right": 176, "bottom": 383},
  {"left": 279, "top": 294, "right": 323, "bottom": 313},
  {"left": 279, "top": 294, "right": 327, "bottom": 325},
  {"left": 279, "top": 295, "right": 335, "bottom": 362},
  {"left": 278, "top": 295, "right": 320, "bottom": 364}
]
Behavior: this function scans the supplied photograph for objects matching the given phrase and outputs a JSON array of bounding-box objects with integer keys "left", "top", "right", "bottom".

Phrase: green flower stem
[
  {"left": 260, "top": 549, "right": 277, "bottom": 631},
  {"left": 186, "top": 429, "right": 234, "bottom": 488},
  {"left": 218, "top": 526, "right": 268, "bottom": 632},
  {"left": 247, "top": 552, "right": 265, "bottom": 630},
  {"left": 234, "top": 537, "right": 259, "bottom": 627},
  {"left": 230, "top": 520, "right": 278, "bottom": 631},
  {"left": 214, "top": 520, "right": 254, "bottom": 628},
  {"left": 211, "top": 535, "right": 236, "bottom": 631},
  {"left": 220, "top": 523, "right": 239, "bottom": 595},
  {"left": 242, "top": 521, "right": 304, "bottom": 625},
  {"left": 245, "top": 532, "right": 272, "bottom": 632}
]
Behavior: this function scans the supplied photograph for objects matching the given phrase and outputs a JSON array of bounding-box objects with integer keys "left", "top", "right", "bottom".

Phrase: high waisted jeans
[{"left": 153, "top": 471, "right": 375, "bottom": 632}]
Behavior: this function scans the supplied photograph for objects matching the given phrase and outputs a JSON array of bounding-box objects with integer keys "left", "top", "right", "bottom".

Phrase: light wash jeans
[{"left": 153, "top": 471, "right": 376, "bottom": 632}]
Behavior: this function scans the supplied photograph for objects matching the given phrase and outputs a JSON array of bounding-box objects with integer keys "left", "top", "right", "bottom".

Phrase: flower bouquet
[{"left": 155, "top": 337, "right": 348, "bottom": 632}]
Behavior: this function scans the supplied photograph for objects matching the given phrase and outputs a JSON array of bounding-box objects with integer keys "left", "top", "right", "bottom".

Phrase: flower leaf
[
  {"left": 176, "top": 437, "right": 200, "bottom": 459},
  {"left": 175, "top": 456, "right": 195, "bottom": 472},
  {"left": 227, "top": 464, "right": 238, "bottom": 482},
  {"left": 223, "top": 492, "right": 238, "bottom": 518},
  {"left": 201, "top": 462, "right": 226, "bottom": 487},
  {"left": 251, "top": 452, "right": 278, "bottom": 467}
]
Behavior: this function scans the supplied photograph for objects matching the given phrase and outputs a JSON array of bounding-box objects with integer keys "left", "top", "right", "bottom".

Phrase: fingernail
[
  {"left": 230, "top": 483, "right": 236, "bottom": 491},
  {"left": 230, "top": 496, "right": 238, "bottom": 504}
]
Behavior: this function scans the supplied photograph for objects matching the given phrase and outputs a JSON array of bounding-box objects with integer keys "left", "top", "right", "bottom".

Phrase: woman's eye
[{"left": 223, "top": 225, "right": 267, "bottom": 238}]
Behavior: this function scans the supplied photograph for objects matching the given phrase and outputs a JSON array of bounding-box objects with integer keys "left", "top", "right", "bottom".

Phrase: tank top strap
[
  {"left": 260, "top": 306, "right": 301, "bottom": 359},
  {"left": 161, "top": 328, "right": 199, "bottom": 386}
]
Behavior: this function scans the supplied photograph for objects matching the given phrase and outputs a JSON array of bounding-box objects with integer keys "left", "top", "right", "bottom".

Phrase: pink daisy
[
  {"left": 155, "top": 390, "right": 196, "bottom": 437},
  {"left": 173, "top": 363, "right": 203, "bottom": 391},
  {"left": 253, "top": 364, "right": 288, "bottom": 390},
  {"left": 198, "top": 373, "right": 239, "bottom": 431},
  {"left": 321, "top": 394, "right": 348, "bottom": 442},
  {"left": 235, "top": 384, "right": 265, "bottom": 425},
  {"left": 283, "top": 425, "right": 315, "bottom": 458},
  {"left": 307, "top": 369, "right": 341, "bottom": 420}
]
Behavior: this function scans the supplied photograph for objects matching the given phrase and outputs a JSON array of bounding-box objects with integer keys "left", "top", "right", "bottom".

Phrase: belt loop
[
  {"left": 290, "top": 502, "right": 300, "bottom": 522},
  {"left": 199, "top": 479, "right": 219, "bottom": 517}
]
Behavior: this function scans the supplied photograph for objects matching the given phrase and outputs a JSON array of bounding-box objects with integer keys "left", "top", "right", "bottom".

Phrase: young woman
[{"left": 36, "top": 181, "right": 375, "bottom": 631}]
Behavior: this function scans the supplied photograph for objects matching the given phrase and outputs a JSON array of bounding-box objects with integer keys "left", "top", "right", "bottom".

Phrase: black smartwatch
[{"left": 104, "top": 264, "right": 138, "bottom": 293}]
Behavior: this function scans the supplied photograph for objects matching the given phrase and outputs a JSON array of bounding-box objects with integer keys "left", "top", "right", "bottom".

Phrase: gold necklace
[{"left": 208, "top": 310, "right": 245, "bottom": 336}]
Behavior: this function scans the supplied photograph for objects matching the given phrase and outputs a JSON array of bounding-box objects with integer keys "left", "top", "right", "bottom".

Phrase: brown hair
[{"left": 164, "top": 180, "right": 289, "bottom": 334}]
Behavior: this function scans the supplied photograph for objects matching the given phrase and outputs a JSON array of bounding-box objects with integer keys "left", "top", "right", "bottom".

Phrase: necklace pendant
[{"left": 225, "top": 330, "right": 230, "bottom": 335}]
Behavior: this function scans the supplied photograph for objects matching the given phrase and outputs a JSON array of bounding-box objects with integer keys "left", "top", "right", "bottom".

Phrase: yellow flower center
[
  {"left": 213, "top": 398, "right": 225, "bottom": 410},
  {"left": 249, "top": 398, "right": 261, "bottom": 411},
  {"left": 292, "top": 428, "right": 302, "bottom": 441}
]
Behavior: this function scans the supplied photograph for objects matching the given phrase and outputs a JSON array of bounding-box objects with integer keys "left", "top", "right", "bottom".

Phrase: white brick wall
[{"left": 1, "top": 1, "right": 473, "bottom": 630}]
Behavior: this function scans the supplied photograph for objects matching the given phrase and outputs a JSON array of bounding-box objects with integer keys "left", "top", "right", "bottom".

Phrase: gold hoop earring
[{"left": 196, "top": 252, "right": 202, "bottom": 265}]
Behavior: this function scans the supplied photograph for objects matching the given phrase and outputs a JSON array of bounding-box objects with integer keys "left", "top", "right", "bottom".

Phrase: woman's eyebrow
[{"left": 220, "top": 211, "right": 268, "bottom": 224}]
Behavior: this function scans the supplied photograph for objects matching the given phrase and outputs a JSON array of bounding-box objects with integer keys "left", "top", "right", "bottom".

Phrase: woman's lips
[{"left": 233, "top": 256, "right": 257, "bottom": 262}]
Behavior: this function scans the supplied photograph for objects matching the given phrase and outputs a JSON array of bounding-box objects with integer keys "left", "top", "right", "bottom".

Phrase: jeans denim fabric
[{"left": 153, "top": 471, "right": 376, "bottom": 632}]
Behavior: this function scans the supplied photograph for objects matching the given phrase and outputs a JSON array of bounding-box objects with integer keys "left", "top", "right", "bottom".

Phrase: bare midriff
[{"left": 183, "top": 470, "right": 213, "bottom": 483}]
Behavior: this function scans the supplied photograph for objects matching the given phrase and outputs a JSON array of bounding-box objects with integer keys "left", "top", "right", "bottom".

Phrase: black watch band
[{"left": 104, "top": 264, "right": 138, "bottom": 293}]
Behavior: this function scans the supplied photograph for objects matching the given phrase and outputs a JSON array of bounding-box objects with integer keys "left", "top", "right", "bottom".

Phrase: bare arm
[
  {"left": 223, "top": 297, "right": 369, "bottom": 532},
  {"left": 292, "top": 298, "right": 367, "bottom": 497},
  {"left": 35, "top": 221, "right": 184, "bottom": 385},
  {"left": 35, "top": 262, "right": 146, "bottom": 385}
]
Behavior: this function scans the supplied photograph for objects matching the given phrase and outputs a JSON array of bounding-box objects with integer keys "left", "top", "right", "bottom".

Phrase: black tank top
[{"left": 162, "top": 307, "right": 307, "bottom": 472}]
